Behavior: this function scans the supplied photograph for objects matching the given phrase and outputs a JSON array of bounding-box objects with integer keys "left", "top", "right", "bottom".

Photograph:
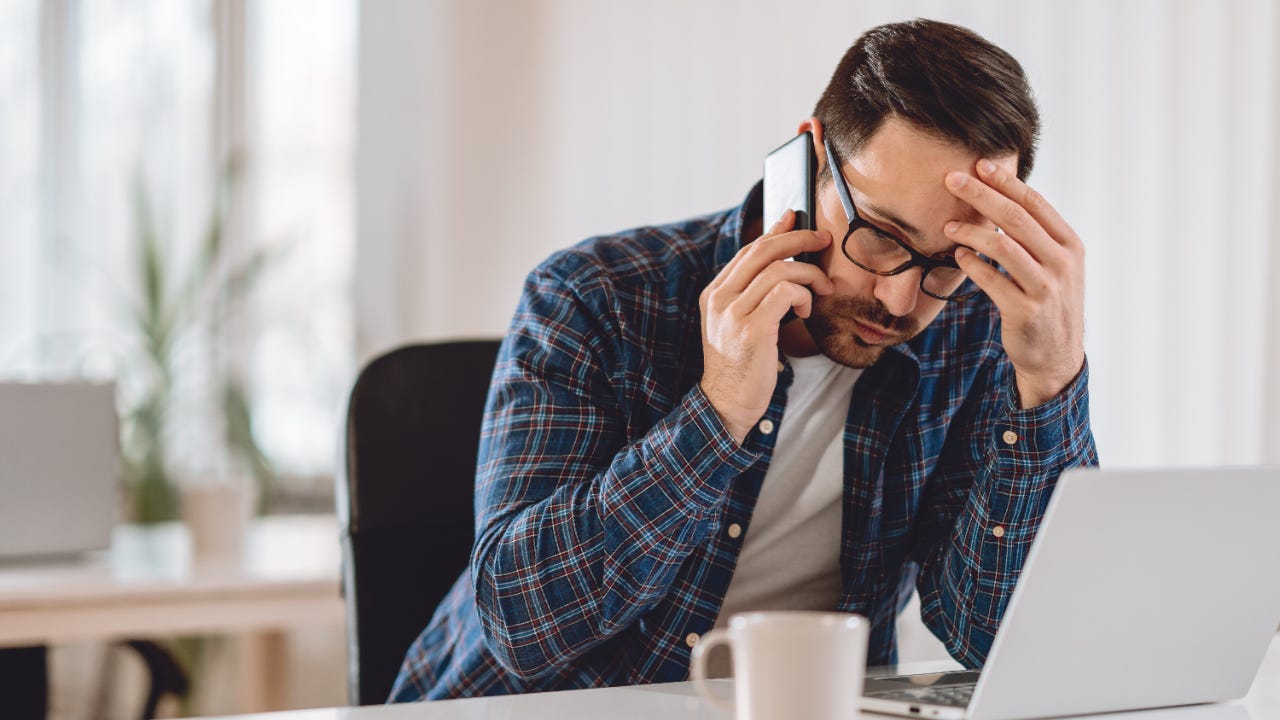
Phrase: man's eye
[{"left": 872, "top": 228, "right": 899, "bottom": 244}]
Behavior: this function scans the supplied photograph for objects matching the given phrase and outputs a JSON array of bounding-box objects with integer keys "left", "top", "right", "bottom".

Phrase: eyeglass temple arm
[{"left": 824, "top": 139, "right": 857, "bottom": 220}]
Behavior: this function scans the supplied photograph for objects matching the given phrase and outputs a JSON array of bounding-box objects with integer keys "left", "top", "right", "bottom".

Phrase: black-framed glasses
[{"left": 823, "top": 139, "right": 990, "bottom": 302}]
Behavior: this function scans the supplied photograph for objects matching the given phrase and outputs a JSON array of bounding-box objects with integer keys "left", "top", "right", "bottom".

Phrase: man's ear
[
  {"left": 798, "top": 117, "right": 825, "bottom": 171},
  {"left": 797, "top": 117, "right": 825, "bottom": 146}
]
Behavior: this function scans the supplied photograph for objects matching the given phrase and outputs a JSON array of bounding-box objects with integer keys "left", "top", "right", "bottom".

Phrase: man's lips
[{"left": 852, "top": 318, "right": 896, "bottom": 345}]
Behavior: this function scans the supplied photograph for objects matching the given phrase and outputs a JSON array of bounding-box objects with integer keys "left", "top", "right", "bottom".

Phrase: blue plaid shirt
[{"left": 390, "top": 183, "right": 1097, "bottom": 701}]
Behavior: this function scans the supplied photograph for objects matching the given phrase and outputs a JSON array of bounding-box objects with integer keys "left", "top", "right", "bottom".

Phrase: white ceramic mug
[{"left": 690, "top": 611, "right": 869, "bottom": 720}]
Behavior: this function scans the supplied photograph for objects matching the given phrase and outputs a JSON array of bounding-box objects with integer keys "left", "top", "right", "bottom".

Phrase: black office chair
[{"left": 337, "top": 339, "right": 502, "bottom": 705}]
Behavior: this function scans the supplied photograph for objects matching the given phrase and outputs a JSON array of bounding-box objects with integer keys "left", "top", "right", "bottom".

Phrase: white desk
[
  {"left": 0, "top": 514, "right": 344, "bottom": 711},
  {"left": 193, "top": 633, "right": 1280, "bottom": 720}
]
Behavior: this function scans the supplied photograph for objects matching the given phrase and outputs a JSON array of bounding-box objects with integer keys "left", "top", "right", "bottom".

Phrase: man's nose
[{"left": 873, "top": 269, "right": 920, "bottom": 318}]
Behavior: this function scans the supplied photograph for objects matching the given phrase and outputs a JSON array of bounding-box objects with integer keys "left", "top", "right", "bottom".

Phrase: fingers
[
  {"left": 944, "top": 221, "right": 1048, "bottom": 297},
  {"left": 953, "top": 245, "right": 1020, "bottom": 310},
  {"left": 769, "top": 209, "right": 795, "bottom": 236},
  {"left": 754, "top": 281, "right": 815, "bottom": 322},
  {"left": 973, "top": 160, "right": 1082, "bottom": 252},
  {"left": 700, "top": 208, "right": 835, "bottom": 329},
  {"left": 944, "top": 169, "right": 1063, "bottom": 270},
  {"left": 709, "top": 211, "right": 794, "bottom": 290},
  {"left": 732, "top": 259, "right": 834, "bottom": 318},
  {"left": 713, "top": 212, "right": 833, "bottom": 295},
  {"left": 721, "top": 228, "right": 832, "bottom": 294}
]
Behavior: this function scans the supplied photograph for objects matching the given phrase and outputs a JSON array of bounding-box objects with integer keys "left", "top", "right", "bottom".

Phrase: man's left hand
[{"left": 942, "top": 159, "right": 1086, "bottom": 409}]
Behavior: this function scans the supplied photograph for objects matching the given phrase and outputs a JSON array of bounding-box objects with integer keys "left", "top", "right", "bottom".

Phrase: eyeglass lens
[{"left": 842, "top": 226, "right": 995, "bottom": 300}]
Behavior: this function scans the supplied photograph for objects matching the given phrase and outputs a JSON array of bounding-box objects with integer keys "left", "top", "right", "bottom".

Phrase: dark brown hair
[{"left": 814, "top": 19, "right": 1040, "bottom": 180}]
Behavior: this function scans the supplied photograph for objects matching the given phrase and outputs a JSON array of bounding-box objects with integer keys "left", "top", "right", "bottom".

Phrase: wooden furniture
[{"left": 0, "top": 514, "right": 344, "bottom": 713}]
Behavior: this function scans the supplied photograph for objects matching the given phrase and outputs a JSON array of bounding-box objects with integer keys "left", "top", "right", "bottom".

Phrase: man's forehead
[
  {"left": 853, "top": 116, "right": 988, "bottom": 170},
  {"left": 843, "top": 124, "right": 1016, "bottom": 242},
  {"left": 848, "top": 180, "right": 986, "bottom": 249},
  {"left": 846, "top": 117, "right": 1016, "bottom": 195}
]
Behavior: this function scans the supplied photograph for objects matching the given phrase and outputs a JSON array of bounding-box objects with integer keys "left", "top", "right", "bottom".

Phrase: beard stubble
[{"left": 803, "top": 294, "right": 921, "bottom": 369}]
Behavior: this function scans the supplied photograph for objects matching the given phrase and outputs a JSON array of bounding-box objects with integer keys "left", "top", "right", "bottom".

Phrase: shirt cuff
[
  {"left": 991, "top": 357, "right": 1093, "bottom": 486},
  {"left": 659, "top": 384, "right": 761, "bottom": 513}
]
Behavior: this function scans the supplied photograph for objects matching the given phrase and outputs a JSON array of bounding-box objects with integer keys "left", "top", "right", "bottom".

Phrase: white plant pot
[{"left": 181, "top": 478, "right": 254, "bottom": 559}]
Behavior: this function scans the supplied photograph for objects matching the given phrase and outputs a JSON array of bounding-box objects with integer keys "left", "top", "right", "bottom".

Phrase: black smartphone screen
[
  {"left": 762, "top": 133, "right": 819, "bottom": 325},
  {"left": 763, "top": 132, "right": 817, "bottom": 252}
]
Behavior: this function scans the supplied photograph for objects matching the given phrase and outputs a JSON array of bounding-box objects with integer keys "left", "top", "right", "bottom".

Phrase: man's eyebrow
[{"left": 861, "top": 201, "right": 925, "bottom": 245}]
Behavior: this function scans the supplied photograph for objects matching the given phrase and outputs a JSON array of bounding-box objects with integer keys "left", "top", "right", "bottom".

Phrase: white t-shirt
[{"left": 713, "top": 352, "right": 862, "bottom": 628}]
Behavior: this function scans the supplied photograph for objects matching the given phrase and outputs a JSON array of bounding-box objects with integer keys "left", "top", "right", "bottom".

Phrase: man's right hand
[{"left": 699, "top": 210, "right": 834, "bottom": 444}]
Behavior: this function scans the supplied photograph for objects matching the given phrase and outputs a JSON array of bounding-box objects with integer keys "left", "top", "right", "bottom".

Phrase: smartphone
[{"left": 763, "top": 132, "right": 817, "bottom": 264}]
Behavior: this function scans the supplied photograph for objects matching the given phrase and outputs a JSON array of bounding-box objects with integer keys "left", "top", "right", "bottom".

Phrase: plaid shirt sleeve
[
  {"left": 914, "top": 352, "right": 1099, "bottom": 668},
  {"left": 468, "top": 259, "right": 758, "bottom": 680}
]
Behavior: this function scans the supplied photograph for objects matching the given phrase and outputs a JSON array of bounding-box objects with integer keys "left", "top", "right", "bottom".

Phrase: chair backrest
[{"left": 337, "top": 339, "right": 501, "bottom": 705}]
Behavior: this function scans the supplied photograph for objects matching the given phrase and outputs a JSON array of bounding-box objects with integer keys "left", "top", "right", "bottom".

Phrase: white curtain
[{"left": 356, "top": 0, "right": 1280, "bottom": 469}]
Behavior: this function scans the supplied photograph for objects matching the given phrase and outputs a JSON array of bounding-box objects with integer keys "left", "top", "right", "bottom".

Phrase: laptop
[
  {"left": 862, "top": 465, "right": 1280, "bottom": 720},
  {"left": 0, "top": 382, "right": 120, "bottom": 558}
]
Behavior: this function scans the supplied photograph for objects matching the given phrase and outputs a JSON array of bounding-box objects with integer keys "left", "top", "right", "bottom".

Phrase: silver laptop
[
  {"left": 863, "top": 466, "right": 1280, "bottom": 720},
  {"left": 0, "top": 382, "right": 120, "bottom": 558}
]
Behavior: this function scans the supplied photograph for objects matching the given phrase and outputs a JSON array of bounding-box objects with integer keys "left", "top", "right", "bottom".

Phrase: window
[
  {"left": 0, "top": 0, "right": 46, "bottom": 375},
  {"left": 249, "top": 0, "right": 356, "bottom": 491},
  {"left": 0, "top": 0, "right": 356, "bottom": 514}
]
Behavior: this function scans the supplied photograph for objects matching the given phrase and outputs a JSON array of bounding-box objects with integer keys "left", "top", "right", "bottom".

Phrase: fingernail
[
  {"left": 946, "top": 173, "right": 968, "bottom": 190},
  {"left": 954, "top": 246, "right": 970, "bottom": 260},
  {"left": 945, "top": 221, "right": 960, "bottom": 235},
  {"left": 979, "top": 159, "right": 997, "bottom": 174}
]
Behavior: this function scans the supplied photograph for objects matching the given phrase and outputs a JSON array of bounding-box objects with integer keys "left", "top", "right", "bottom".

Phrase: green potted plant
[{"left": 120, "top": 163, "right": 277, "bottom": 536}]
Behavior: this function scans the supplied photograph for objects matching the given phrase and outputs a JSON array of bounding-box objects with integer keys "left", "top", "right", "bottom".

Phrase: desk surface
[
  {"left": 195, "top": 634, "right": 1280, "bottom": 720},
  {"left": 0, "top": 514, "right": 342, "bottom": 646}
]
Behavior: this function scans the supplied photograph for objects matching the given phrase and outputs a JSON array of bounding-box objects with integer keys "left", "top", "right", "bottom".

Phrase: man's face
[{"left": 804, "top": 117, "right": 1017, "bottom": 368}]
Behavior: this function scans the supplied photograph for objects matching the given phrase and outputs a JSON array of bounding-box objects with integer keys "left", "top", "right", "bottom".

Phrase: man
[{"left": 391, "top": 18, "right": 1097, "bottom": 701}]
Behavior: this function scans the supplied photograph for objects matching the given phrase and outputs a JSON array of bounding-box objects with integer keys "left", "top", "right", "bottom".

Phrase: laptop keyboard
[{"left": 868, "top": 684, "right": 974, "bottom": 708}]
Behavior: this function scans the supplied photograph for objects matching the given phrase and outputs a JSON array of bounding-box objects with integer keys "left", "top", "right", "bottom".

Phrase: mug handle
[{"left": 690, "top": 628, "right": 735, "bottom": 713}]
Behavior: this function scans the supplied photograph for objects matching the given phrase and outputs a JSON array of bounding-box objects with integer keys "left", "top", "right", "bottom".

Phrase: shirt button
[
  {"left": 992, "top": 526, "right": 1006, "bottom": 538},
  {"left": 1002, "top": 430, "right": 1018, "bottom": 445},
  {"left": 758, "top": 419, "right": 775, "bottom": 435},
  {"left": 727, "top": 523, "right": 742, "bottom": 539},
  {"left": 685, "top": 632, "right": 700, "bottom": 648}
]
